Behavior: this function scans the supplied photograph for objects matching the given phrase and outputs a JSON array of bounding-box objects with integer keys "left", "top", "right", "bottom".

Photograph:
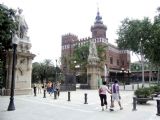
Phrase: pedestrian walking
[
  {"left": 99, "top": 81, "right": 111, "bottom": 111},
  {"left": 56, "top": 81, "right": 61, "bottom": 97},
  {"left": 110, "top": 80, "right": 123, "bottom": 111},
  {"left": 47, "top": 81, "right": 52, "bottom": 96},
  {"left": 33, "top": 83, "right": 37, "bottom": 96},
  {"left": 37, "top": 82, "right": 42, "bottom": 94}
]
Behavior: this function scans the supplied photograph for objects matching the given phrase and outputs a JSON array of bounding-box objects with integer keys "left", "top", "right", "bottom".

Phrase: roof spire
[{"left": 95, "top": 3, "right": 103, "bottom": 24}]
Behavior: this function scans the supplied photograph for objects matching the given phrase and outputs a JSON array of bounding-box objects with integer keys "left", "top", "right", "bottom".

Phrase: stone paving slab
[{"left": 0, "top": 90, "right": 159, "bottom": 120}]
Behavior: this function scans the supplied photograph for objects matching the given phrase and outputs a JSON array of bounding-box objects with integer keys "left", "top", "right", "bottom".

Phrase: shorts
[{"left": 111, "top": 93, "right": 120, "bottom": 102}]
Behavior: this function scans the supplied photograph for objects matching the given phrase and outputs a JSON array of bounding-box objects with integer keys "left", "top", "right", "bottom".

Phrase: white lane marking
[{"left": 17, "top": 98, "right": 94, "bottom": 113}]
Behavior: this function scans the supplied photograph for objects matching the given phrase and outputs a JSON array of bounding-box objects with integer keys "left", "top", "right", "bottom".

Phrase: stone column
[
  {"left": 87, "top": 64, "right": 99, "bottom": 89},
  {"left": 87, "top": 39, "right": 100, "bottom": 89}
]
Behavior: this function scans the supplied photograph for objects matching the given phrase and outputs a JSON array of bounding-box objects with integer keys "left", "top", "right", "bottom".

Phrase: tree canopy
[
  {"left": 71, "top": 42, "right": 107, "bottom": 72},
  {"left": 116, "top": 7, "right": 160, "bottom": 66},
  {"left": 0, "top": 4, "right": 17, "bottom": 87},
  {"left": 32, "top": 59, "right": 62, "bottom": 83},
  {"left": 0, "top": 4, "right": 17, "bottom": 52}
]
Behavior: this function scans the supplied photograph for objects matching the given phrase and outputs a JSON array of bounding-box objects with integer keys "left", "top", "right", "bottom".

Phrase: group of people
[
  {"left": 98, "top": 80, "right": 123, "bottom": 111},
  {"left": 46, "top": 81, "right": 61, "bottom": 97},
  {"left": 33, "top": 81, "right": 61, "bottom": 97}
]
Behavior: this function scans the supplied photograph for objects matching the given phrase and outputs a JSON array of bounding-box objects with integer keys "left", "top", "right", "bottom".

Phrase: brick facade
[{"left": 61, "top": 10, "right": 130, "bottom": 82}]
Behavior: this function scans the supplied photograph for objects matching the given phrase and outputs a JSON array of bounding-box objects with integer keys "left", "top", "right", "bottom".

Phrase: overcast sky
[{"left": 0, "top": 0, "right": 160, "bottom": 64}]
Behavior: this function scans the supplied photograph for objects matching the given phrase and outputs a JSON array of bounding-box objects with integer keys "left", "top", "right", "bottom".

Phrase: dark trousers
[
  {"left": 99, "top": 94, "right": 107, "bottom": 106},
  {"left": 33, "top": 87, "right": 37, "bottom": 96},
  {"left": 56, "top": 89, "right": 60, "bottom": 96}
]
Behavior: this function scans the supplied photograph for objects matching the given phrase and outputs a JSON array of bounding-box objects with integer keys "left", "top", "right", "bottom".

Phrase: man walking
[{"left": 110, "top": 80, "right": 123, "bottom": 111}]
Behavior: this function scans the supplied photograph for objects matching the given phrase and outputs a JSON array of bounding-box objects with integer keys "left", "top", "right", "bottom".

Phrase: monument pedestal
[
  {"left": 4, "top": 88, "right": 32, "bottom": 95},
  {"left": 87, "top": 39, "right": 100, "bottom": 90},
  {"left": 5, "top": 41, "right": 35, "bottom": 95},
  {"left": 87, "top": 64, "right": 100, "bottom": 89}
]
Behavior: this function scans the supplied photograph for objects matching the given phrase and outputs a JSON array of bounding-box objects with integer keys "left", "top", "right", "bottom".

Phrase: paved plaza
[{"left": 0, "top": 87, "right": 159, "bottom": 120}]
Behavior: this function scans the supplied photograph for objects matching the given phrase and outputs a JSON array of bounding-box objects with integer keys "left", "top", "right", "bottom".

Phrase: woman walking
[{"left": 99, "top": 81, "right": 111, "bottom": 111}]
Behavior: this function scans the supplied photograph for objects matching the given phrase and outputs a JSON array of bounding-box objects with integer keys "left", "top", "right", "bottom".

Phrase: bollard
[
  {"left": 33, "top": 86, "right": 37, "bottom": 96},
  {"left": 123, "top": 83, "right": 125, "bottom": 90},
  {"left": 132, "top": 84, "right": 134, "bottom": 90},
  {"left": 43, "top": 89, "right": 46, "bottom": 98},
  {"left": 84, "top": 93, "right": 88, "bottom": 104},
  {"left": 132, "top": 97, "right": 137, "bottom": 111},
  {"left": 68, "top": 91, "right": 71, "bottom": 101},
  {"left": 156, "top": 99, "right": 160, "bottom": 116},
  {"left": 54, "top": 91, "right": 57, "bottom": 99}
]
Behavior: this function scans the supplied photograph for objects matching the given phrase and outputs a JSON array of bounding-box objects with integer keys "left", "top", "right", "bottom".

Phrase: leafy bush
[
  {"left": 134, "top": 88, "right": 151, "bottom": 98},
  {"left": 150, "top": 85, "right": 160, "bottom": 93}
]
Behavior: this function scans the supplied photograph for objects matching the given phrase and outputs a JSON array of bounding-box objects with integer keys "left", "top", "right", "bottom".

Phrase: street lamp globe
[{"left": 12, "top": 34, "right": 19, "bottom": 45}]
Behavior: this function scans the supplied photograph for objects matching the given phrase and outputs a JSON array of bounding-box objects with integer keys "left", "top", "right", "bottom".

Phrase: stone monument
[
  {"left": 5, "top": 8, "right": 35, "bottom": 95},
  {"left": 87, "top": 39, "right": 100, "bottom": 89}
]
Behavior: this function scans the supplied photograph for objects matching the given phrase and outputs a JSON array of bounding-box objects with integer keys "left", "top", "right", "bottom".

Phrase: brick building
[{"left": 61, "top": 10, "right": 130, "bottom": 83}]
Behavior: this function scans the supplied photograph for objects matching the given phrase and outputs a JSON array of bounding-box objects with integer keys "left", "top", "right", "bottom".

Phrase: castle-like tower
[
  {"left": 61, "top": 9, "right": 130, "bottom": 83},
  {"left": 91, "top": 9, "right": 107, "bottom": 38}
]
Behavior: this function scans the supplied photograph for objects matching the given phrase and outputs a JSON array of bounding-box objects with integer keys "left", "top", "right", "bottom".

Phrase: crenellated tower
[{"left": 91, "top": 9, "right": 107, "bottom": 38}]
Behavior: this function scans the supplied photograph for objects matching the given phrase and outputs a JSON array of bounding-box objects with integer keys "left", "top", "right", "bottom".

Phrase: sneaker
[
  {"left": 110, "top": 108, "right": 114, "bottom": 111},
  {"left": 120, "top": 107, "right": 123, "bottom": 110}
]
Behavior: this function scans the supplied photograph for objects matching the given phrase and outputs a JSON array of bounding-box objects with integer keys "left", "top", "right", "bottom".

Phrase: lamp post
[
  {"left": 55, "top": 59, "right": 57, "bottom": 82},
  {"left": 121, "top": 68, "right": 125, "bottom": 90},
  {"left": 127, "top": 69, "right": 131, "bottom": 84},
  {"left": 136, "top": 66, "right": 139, "bottom": 89},
  {"left": 75, "top": 63, "right": 80, "bottom": 84},
  {"left": 97, "top": 69, "right": 100, "bottom": 89},
  {"left": 121, "top": 68, "right": 125, "bottom": 82},
  {"left": 157, "top": 69, "right": 160, "bottom": 85},
  {"left": 140, "top": 40, "right": 145, "bottom": 88},
  {"left": 7, "top": 34, "right": 19, "bottom": 111}
]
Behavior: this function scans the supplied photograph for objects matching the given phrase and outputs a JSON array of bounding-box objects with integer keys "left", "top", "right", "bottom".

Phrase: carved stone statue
[
  {"left": 89, "top": 40, "right": 98, "bottom": 58},
  {"left": 16, "top": 8, "right": 28, "bottom": 39},
  {"left": 88, "top": 39, "right": 99, "bottom": 65}
]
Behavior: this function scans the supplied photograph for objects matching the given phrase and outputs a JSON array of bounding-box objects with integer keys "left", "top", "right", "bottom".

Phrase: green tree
[
  {"left": 32, "top": 59, "right": 62, "bottom": 83},
  {"left": 70, "top": 42, "right": 107, "bottom": 83},
  {"left": 116, "top": 17, "right": 152, "bottom": 54},
  {"left": 0, "top": 4, "right": 17, "bottom": 87},
  {"left": 116, "top": 7, "right": 160, "bottom": 66},
  {"left": 116, "top": 7, "right": 160, "bottom": 85},
  {"left": 72, "top": 43, "right": 107, "bottom": 71},
  {"left": 144, "top": 8, "right": 160, "bottom": 66}
]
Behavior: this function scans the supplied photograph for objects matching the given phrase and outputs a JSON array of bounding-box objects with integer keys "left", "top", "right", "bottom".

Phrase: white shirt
[{"left": 99, "top": 85, "right": 109, "bottom": 95}]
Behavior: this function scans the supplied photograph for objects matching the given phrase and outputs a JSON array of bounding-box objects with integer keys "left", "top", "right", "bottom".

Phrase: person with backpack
[
  {"left": 110, "top": 80, "right": 123, "bottom": 111},
  {"left": 99, "top": 81, "right": 111, "bottom": 111}
]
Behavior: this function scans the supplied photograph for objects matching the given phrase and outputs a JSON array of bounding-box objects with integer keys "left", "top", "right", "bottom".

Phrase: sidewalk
[{"left": 0, "top": 89, "right": 159, "bottom": 120}]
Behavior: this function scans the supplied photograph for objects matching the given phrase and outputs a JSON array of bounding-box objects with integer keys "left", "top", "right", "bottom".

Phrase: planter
[
  {"left": 136, "top": 97, "right": 152, "bottom": 104},
  {"left": 134, "top": 87, "right": 152, "bottom": 104}
]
